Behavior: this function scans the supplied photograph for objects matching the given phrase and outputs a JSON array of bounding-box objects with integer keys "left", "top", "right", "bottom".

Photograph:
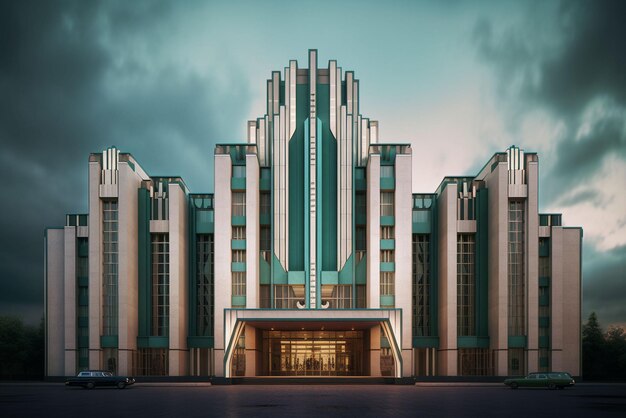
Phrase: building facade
[{"left": 45, "top": 50, "right": 582, "bottom": 378}]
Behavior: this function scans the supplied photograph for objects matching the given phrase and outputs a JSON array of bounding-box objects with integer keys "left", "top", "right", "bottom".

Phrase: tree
[
  {"left": 582, "top": 312, "right": 606, "bottom": 379},
  {"left": 0, "top": 316, "right": 44, "bottom": 379},
  {"left": 605, "top": 326, "right": 626, "bottom": 379}
]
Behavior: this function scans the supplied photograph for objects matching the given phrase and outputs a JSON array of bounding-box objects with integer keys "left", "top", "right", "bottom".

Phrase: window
[
  {"left": 151, "top": 234, "right": 169, "bottom": 337},
  {"left": 232, "top": 192, "right": 246, "bottom": 216},
  {"left": 232, "top": 226, "right": 246, "bottom": 240},
  {"left": 381, "top": 226, "right": 394, "bottom": 239},
  {"left": 381, "top": 192, "right": 394, "bottom": 216},
  {"left": 321, "top": 285, "right": 352, "bottom": 309},
  {"left": 232, "top": 250, "right": 246, "bottom": 263},
  {"left": 260, "top": 192, "right": 271, "bottom": 216},
  {"left": 102, "top": 200, "right": 118, "bottom": 336},
  {"left": 413, "top": 234, "right": 430, "bottom": 337},
  {"left": 458, "top": 348, "right": 494, "bottom": 376},
  {"left": 260, "top": 285, "right": 271, "bottom": 308},
  {"left": 232, "top": 272, "right": 246, "bottom": 297},
  {"left": 232, "top": 165, "right": 246, "bottom": 178},
  {"left": 380, "top": 272, "right": 394, "bottom": 297},
  {"left": 457, "top": 234, "right": 475, "bottom": 336},
  {"left": 539, "top": 256, "right": 550, "bottom": 277},
  {"left": 274, "top": 285, "right": 305, "bottom": 309},
  {"left": 260, "top": 226, "right": 271, "bottom": 262},
  {"left": 508, "top": 201, "right": 525, "bottom": 336},
  {"left": 381, "top": 250, "right": 394, "bottom": 263},
  {"left": 380, "top": 165, "right": 394, "bottom": 178},
  {"left": 196, "top": 234, "right": 213, "bottom": 336}
]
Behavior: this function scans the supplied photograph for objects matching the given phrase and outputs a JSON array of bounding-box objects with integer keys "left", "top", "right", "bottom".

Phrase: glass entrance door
[{"left": 263, "top": 330, "right": 364, "bottom": 376}]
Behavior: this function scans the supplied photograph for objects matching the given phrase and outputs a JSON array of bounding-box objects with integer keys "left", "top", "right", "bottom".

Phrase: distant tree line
[
  {"left": 583, "top": 312, "right": 626, "bottom": 380},
  {"left": 0, "top": 316, "right": 44, "bottom": 379}
]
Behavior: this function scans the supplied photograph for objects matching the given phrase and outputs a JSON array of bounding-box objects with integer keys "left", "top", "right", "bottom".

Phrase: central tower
[{"left": 247, "top": 49, "right": 379, "bottom": 309}]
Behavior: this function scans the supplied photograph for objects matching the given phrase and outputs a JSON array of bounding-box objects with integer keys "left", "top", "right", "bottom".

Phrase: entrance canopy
[{"left": 223, "top": 309, "right": 403, "bottom": 378}]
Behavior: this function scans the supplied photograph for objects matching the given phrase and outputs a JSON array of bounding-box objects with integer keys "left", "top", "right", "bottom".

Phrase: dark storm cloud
[
  {"left": 473, "top": 0, "right": 626, "bottom": 200},
  {"left": 583, "top": 244, "right": 626, "bottom": 326},
  {"left": 0, "top": 0, "right": 251, "bottom": 323}
]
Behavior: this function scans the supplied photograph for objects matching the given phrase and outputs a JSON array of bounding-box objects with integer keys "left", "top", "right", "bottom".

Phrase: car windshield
[{"left": 103, "top": 372, "right": 112, "bottom": 377}]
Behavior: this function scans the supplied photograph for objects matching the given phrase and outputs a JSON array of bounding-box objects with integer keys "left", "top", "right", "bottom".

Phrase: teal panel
[
  {"left": 260, "top": 254, "right": 271, "bottom": 285},
  {"left": 380, "top": 216, "right": 395, "bottom": 226},
  {"left": 356, "top": 212, "right": 366, "bottom": 225},
  {"left": 380, "top": 239, "right": 395, "bottom": 250},
  {"left": 78, "top": 295, "right": 89, "bottom": 306},
  {"left": 231, "top": 262, "right": 246, "bottom": 272},
  {"left": 137, "top": 188, "right": 151, "bottom": 338},
  {"left": 260, "top": 214, "right": 271, "bottom": 225},
  {"left": 78, "top": 336, "right": 89, "bottom": 347},
  {"left": 380, "top": 177, "right": 395, "bottom": 190},
  {"left": 380, "top": 295, "right": 395, "bottom": 307},
  {"left": 273, "top": 254, "right": 288, "bottom": 284},
  {"left": 539, "top": 316, "right": 550, "bottom": 327},
  {"left": 230, "top": 177, "right": 246, "bottom": 190},
  {"left": 289, "top": 101, "right": 306, "bottom": 270},
  {"left": 380, "top": 262, "right": 395, "bottom": 272},
  {"left": 457, "top": 336, "right": 490, "bottom": 348},
  {"left": 539, "top": 336, "right": 550, "bottom": 348},
  {"left": 475, "top": 188, "right": 489, "bottom": 338},
  {"left": 355, "top": 178, "right": 366, "bottom": 191},
  {"left": 539, "top": 239, "right": 550, "bottom": 257},
  {"left": 319, "top": 93, "right": 337, "bottom": 272},
  {"left": 231, "top": 239, "right": 246, "bottom": 250},
  {"left": 412, "top": 336, "right": 440, "bottom": 348},
  {"left": 231, "top": 216, "right": 246, "bottom": 226},
  {"left": 78, "top": 317, "right": 89, "bottom": 327},
  {"left": 78, "top": 276, "right": 89, "bottom": 287},
  {"left": 196, "top": 210, "right": 214, "bottom": 233},
  {"left": 539, "top": 357, "right": 549, "bottom": 367},
  {"left": 187, "top": 336, "right": 214, "bottom": 348},
  {"left": 288, "top": 271, "right": 306, "bottom": 285},
  {"left": 338, "top": 253, "right": 353, "bottom": 285},
  {"left": 321, "top": 271, "right": 339, "bottom": 285},
  {"left": 231, "top": 295, "right": 246, "bottom": 307},
  {"left": 137, "top": 336, "right": 169, "bottom": 348},
  {"left": 100, "top": 335, "right": 118, "bottom": 348},
  {"left": 539, "top": 276, "right": 550, "bottom": 287},
  {"left": 260, "top": 178, "right": 271, "bottom": 191},
  {"left": 413, "top": 222, "right": 431, "bottom": 234},
  {"left": 79, "top": 358, "right": 89, "bottom": 367},
  {"left": 355, "top": 255, "right": 367, "bottom": 285},
  {"left": 508, "top": 336, "right": 527, "bottom": 348},
  {"left": 195, "top": 222, "right": 213, "bottom": 234},
  {"left": 539, "top": 294, "right": 550, "bottom": 306},
  {"left": 77, "top": 240, "right": 89, "bottom": 257}
]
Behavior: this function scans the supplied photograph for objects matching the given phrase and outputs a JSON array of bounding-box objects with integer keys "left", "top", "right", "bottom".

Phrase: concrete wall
[
  {"left": 88, "top": 160, "right": 102, "bottom": 369},
  {"left": 366, "top": 155, "right": 380, "bottom": 308},
  {"left": 484, "top": 162, "right": 509, "bottom": 375},
  {"left": 168, "top": 183, "right": 189, "bottom": 375},
  {"left": 561, "top": 228, "right": 582, "bottom": 376},
  {"left": 246, "top": 154, "right": 260, "bottom": 308},
  {"left": 63, "top": 227, "right": 77, "bottom": 375},
  {"left": 46, "top": 229, "right": 65, "bottom": 376},
  {"left": 213, "top": 154, "right": 232, "bottom": 377},
  {"left": 437, "top": 184, "right": 457, "bottom": 375},
  {"left": 526, "top": 159, "right": 540, "bottom": 373},
  {"left": 395, "top": 154, "right": 413, "bottom": 376}
]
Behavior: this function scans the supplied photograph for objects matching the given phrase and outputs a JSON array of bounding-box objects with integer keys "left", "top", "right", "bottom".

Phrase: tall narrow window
[
  {"left": 151, "top": 234, "right": 169, "bottom": 337},
  {"left": 380, "top": 272, "right": 394, "bottom": 297},
  {"left": 508, "top": 201, "right": 525, "bottom": 335},
  {"left": 381, "top": 192, "right": 394, "bottom": 217},
  {"left": 232, "top": 272, "right": 246, "bottom": 298},
  {"left": 260, "top": 226, "right": 271, "bottom": 262},
  {"left": 232, "top": 192, "right": 246, "bottom": 216},
  {"left": 457, "top": 234, "right": 476, "bottom": 336},
  {"left": 196, "top": 234, "right": 213, "bottom": 336},
  {"left": 102, "top": 201, "right": 118, "bottom": 336},
  {"left": 260, "top": 192, "right": 271, "bottom": 216},
  {"left": 232, "top": 226, "right": 246, "bottom": 240},
  {"left": 413, "top": 234, "right": 430, "bottom": 337}
]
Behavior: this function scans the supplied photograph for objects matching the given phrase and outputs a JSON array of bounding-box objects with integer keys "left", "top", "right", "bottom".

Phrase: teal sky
[{"left": 1, "top": 0, "right": 625, "bottom": 329}]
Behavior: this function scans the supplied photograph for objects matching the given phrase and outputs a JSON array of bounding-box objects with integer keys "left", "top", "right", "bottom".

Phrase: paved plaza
[{"left": 1, "top": 382, "right": 625, "bottom": 418}]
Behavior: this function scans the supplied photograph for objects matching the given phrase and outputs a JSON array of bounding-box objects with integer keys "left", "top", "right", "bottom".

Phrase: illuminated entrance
[{"left": 262, "top": 330, "right": 365, "bottom": 376}]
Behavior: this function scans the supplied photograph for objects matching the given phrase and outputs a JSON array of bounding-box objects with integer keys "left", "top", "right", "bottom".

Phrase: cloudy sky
[{"left": 1, "top": 0, "right": 624, "bottom": 329}]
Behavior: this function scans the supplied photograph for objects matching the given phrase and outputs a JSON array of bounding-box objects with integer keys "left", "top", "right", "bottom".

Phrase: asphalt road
[{"left": 1, "top": 382, "right": 625, "bottom": 418}]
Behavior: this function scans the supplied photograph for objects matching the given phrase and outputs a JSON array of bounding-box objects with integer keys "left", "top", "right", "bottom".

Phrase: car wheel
[
  {"left": 510, "top": 383, "right": 518, "bottom": 389},
  {"left": 86, "top": 382, "right": 95, "bottom": 390},
  {"left": 548, "top": 383, "right": 556, "bottom": 390},
  {"left": 116, "top": 382, "right": 126, "bottom": 389}
]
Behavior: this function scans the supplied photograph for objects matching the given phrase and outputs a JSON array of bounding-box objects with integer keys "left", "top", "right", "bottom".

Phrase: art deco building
[{"left": 45, "top": 50, "right": 582, "bottom": 379}]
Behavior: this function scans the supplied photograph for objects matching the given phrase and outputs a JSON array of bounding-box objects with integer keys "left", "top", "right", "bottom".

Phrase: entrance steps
[{"left": 213, "top": 376, "right": 414, "bottom": 385}]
